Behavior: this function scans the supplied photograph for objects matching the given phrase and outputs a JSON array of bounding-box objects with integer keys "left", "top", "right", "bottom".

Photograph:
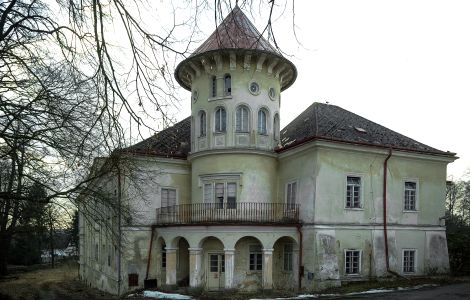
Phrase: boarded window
[{"left": 128, "top": 273, "right": 138, "bottom": 287}]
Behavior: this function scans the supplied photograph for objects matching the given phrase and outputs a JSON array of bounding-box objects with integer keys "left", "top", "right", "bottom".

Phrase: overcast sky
[{"left": 168, "top": 0, "right": 469, "bottom": 180}]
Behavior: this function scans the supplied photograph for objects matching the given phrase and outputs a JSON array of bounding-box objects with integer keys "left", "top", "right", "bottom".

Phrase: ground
[
  {"left": 0, "top": 261, "right": 116, "bottom": 300},
  {"left": 1, "top": 263, "right": 469, "bottom": 300}
]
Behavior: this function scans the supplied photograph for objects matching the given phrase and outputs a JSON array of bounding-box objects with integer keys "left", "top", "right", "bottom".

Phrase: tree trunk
[{"left": 0, "top": 233, "right": 12, "bottom": 276}]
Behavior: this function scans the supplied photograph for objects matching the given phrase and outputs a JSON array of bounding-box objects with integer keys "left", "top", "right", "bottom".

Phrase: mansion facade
[{"left": 79, "top": 6, "right": 456, "bottom": 295}]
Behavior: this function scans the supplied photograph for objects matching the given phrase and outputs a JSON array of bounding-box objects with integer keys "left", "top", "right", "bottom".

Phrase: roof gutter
[{"left": 276, "top": 135, "right": 456, "bottom": 158}]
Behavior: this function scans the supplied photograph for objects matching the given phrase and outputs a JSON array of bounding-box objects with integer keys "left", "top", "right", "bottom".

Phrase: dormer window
[
  {"left": 258, "top": 109, "right": 267, "bottom": 135},
  {"left": 224, "top": 74, "right": 231, "bottom": 96},
  {"left": 215, "top": 107, "right": 226, "bottom": 132},
  {"left": 211, "top": 76, "right": 217, "bottom": 97}
]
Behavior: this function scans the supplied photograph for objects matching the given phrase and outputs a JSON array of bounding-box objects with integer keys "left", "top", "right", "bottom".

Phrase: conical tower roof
[
  {"left": 175, "top": 6, "right": 297, "bottom": 91},
  {"left": 190, "top": 6, "right": 280, "bottom": 56}
]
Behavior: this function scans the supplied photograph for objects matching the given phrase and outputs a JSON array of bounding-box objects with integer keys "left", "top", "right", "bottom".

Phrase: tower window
[
  {"left": 249, "top": 82, "right": 260, "bottom": 95},
  {"left": 236, "top": 105, "right": 249, "bottom": 132},
  {"left": 215, "top": 107, "right": 226, "bottom": 132},
  {"left": 224, "top": 74, "right": 231, "bottom": 96},
  {"left": 273, "top": 114, "right": 280, "bottom": 141},
  {"left": 211, "top": 76, "right": 217, "bottom": 97},
  {"left": 258, "top": 109, "right": 267, "bottom": 135},
  {"left": 199, "top": 111, "right": 206, "bottom": 137}
]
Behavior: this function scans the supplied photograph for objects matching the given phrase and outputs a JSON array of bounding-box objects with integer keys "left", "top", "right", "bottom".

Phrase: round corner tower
[{"left": 175, "top": 6, "right": 297, "bottom": 204}]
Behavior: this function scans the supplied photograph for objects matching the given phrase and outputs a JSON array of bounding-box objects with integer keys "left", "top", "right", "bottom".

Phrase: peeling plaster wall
[
  {"left": 234, "top": 237, "right": 263, "bottom": 291},
  {"left": 425, "top": 231, "right": 450, "bottom": 274}
]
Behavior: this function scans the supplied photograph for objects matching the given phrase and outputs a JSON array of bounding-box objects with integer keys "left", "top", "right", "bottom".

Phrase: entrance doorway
[{"left": 207, "top": 253, "right": 225, "bottom": 290}]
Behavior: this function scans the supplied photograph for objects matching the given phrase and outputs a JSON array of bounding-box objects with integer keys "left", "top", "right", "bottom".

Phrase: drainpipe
[
  {"left": 117, "top": 165, "right": 122, "bottom": 295},
  {"left": 382, "top": 148, "right": 404, "bottom": 278},
  {"left": 145, "top": 226, "right": 155, "bottom": 280},
  {"left": 296, "top": 224, "right": 303, "bottom": 291}
]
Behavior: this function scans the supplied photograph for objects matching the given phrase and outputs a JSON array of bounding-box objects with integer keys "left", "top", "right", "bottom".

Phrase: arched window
[
  {"left": 273, "top": 113, "right": 280, "bottom": 141},
  {"left": 211, "top": 76, "right": 217, "bottom": 97},
  {"left": 199, "top": 111, "right": 206, "bottom": 137},
  {"left": 258, "top": 109, "right": 267, "bottom": 135},
  {"left": 215, "top": 107, "right": 226, "bottom": 132},
  {"left": 236, "top": 105, "right": 249, "bottom": 132},
  {"left": 224, "top": 74, "right": 231, "bottom": 96}
]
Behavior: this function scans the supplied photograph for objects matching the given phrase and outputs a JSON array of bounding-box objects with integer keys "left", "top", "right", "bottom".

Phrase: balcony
[{"left": 155, "top": 202, "right": 300, "bottom": 226}]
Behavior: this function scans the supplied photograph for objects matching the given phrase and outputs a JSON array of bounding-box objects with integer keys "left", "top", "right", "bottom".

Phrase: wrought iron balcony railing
[{"left": 155, "top": 202, "right": 300, "bottom": 225}]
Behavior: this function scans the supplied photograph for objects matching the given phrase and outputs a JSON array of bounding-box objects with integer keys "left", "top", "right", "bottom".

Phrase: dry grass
[{"left": 0, "top": 261, "right": 116, "bottom": 300}]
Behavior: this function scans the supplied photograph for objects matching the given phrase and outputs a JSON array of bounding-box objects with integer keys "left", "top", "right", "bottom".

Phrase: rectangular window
[
  {"left": 286, "top": 182, "right": 297, "bottom": 209},
  {"left": 404, "top": 181, "right": 417, "bottom": 211},
  {"left": 95, "top": 243, "right": 99, "bottom": 261},
  {"left": 283, "top": 244, "right": 293, "bottom": 271},
  {"left": 345, "top": 250, "right": 361, "bottom": 275},
  {"left": 211, "top": 76, "right": 217, "bottom": 97},
  {"left": 203, "top": 183, "right": 213, "bottom": 204},
  {"left": 161, "top": 245, "right": 166, "bottom": 269},
  {"left": 215, "top": 183, "right": 224, "bottom": 208},
  {"left": 227, "top": 182, "right": 237, "bottom": 209},
  {"left": 161, "top": 188, "right": 176, "bottom": 208},
  {"left": 346, "top": 176, "right": 361, "bottom": 208},
  {"left": 403, "top": 250, "right": 416, "bottom": 273},
  {"left": 249, "top": 245, "right": 263, "bottom": 271}
]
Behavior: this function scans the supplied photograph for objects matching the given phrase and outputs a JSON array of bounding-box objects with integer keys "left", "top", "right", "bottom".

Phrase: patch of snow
[
  {"left": 142, "top": 290, "right": 192, "bottom": 299},
  {"left": 249, "top": 284, "right": 439, "bottom": 300}
]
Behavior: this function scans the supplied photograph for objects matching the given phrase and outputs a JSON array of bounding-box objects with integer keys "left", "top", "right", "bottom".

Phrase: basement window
[
  {"left": 345, "top": 249, "right": 361, "bottom": 275},
  {"left": 128, "top": 273, "right": 138, "bottom": 287},
  {"left": 403, "top": 249, "right": 416, "bottom": 273}
]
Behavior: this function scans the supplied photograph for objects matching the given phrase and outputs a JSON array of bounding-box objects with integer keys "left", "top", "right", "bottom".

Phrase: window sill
[
  {"left": 344, "top": 273, "right": 361, "bottom": 277},
  {"left": 403, "top": 210, "right": 419, "bottom": 213},
  {"left": 213, "top": 132, "right": 226, "bottom": 135},
  {"left": 258, "top": 133, "right": 268, "bottom": 136},
  {"left": 344, "top": 207, "right": 364, "bottom": 211},
  {"left": 208, "top": 95, "right": 233, "bottom": 102}
]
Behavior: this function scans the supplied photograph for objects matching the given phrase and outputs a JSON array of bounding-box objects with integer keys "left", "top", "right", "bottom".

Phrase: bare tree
[{"left": 1, "top": 0, "right": 298, "bottom": 275}]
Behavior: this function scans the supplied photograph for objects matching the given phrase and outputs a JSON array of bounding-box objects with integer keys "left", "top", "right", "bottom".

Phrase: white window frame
[
  {"left": 283, "top": 243, "right": 294, "bottom": 272},
  {"left": 161, "top": 187, "right": 177, "bottom": 208},
  {"left": 214, "top": 107, "right": 227, "bottom": 133},
  {"left": 403, "top": 179, "right": 419, "bottom": 212},
  {"left": 202, "top": 180, "right": 238, "bottom": 209},
  {"left": 345, "top": 175, "right": 363, "bottom": 209},
  {"left": 224, "top": 74, "right": 231, "bottom": 96},
  {"left": 235, "top": 105, "right": 250, "bottom": 133},
  {"left": 344, "top": 249, "right": 362, "bottom": 275},
  {"left": 402, "top": 249, "right": 417, "bottom": 274},
  {"left": 211, "top": 76, "right": 217, "bottom": 97},
  {"left": 285, "top": 180, "right": 298, "bottom": 210},
  {"left": 257, "top": 109, "right": 268, "bottom": 135},
  {"left": 199, "top": 110, "right": 207, "bottom": 137}
]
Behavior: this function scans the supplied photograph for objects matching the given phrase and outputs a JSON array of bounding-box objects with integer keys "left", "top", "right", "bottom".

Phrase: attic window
[{"left": 354, "top": 127, "right": 367, "bottom": 133}]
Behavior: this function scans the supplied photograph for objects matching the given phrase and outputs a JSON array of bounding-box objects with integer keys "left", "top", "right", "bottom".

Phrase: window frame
[
  {"left": 214, "top": 107, "right": 227, "bottom": 133},
  {"left": 235, "top": 105, "right": 250, "bottom": 133},
  {"left": 402, "top": 249, "right": 417, "bottom": 274},
  {"left": 202, "top": 180, "right": 238, "bottom": 209},
  {"left": 161, "top": 245, "right": 167, "bottom": 269},
  {"left": 249, "top": 244, "right": 263, "bottom": 271},
  {"left": 345, "top": 175, "right": 363, "bottom": 209},
  {"left": 285, "top": 180, "right": 298, "bottom": 210},
  {"left": 283, "top": 243, "right": 294, "bottom": 272},
  {"left": 198, "top": 110, "right": 207, "bottom": 137},
  {"left": 224, "top": 74, "right": 231, "bottom": 96},
  {"left": 211, "top": 76, "right": 217, "bottom": 97},
  {"left": 273, "top": 113, "right": 280, "bottom": 142},
  {"left": 161, "top": 187, "right": 177, "bottom": 208},
  {"left": 344, "top": 249, "right": 362, "bottom": 275},
  {"left": 257, "top": 108, "right": 268, "bottom": 135},
  {"left": 403, "top": 179, "right": 419, "bottom": 212}
]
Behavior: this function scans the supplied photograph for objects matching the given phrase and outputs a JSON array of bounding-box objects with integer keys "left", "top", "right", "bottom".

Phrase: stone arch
[
  {"left": 233, "top": 235, "right": 265, "bottom": 291},
  {"left": 272, "top": 236, "right": 299, "bottom": 290}
]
